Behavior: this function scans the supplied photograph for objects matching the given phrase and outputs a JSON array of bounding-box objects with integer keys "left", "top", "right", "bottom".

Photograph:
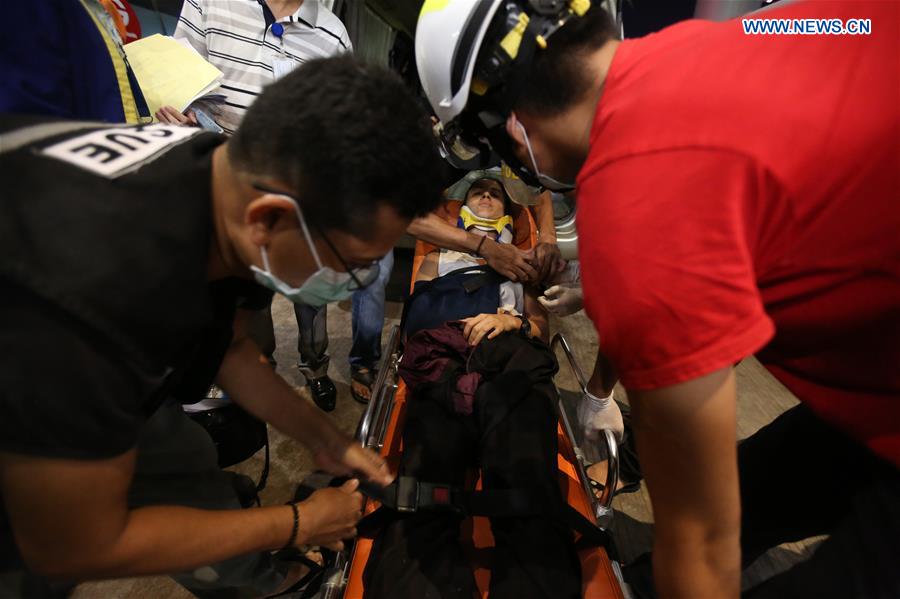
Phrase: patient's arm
[
  {"left": 461, "top": 313, "right": 521, "bottom": 346},
  {"left": 524, "top": 289, "right": 549, "bottom": 344},
  {"left": 460, "top": 288, "right": 547, "bottom": 346},
  {"left": 414, "top": 251, "right": 440, "bottom": 283}
]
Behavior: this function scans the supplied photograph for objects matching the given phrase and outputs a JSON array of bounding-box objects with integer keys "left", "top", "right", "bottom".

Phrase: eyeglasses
[{"left": 252, "top": 184, "right": 381, "bottom": 291}]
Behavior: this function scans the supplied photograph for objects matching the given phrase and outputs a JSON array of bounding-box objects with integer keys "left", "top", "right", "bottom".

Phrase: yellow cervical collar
[{"left": 458, "top": 205, "right": 514, "bottom": 237}]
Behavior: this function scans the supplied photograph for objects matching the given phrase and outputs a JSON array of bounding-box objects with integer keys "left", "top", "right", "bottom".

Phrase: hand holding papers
[{"left": 124, "top": 34, "right": 223, "bottom": 121}]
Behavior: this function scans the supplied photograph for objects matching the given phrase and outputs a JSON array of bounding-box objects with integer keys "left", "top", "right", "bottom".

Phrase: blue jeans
[
  {"left": 294, "top": 302, "right": 329, "bottom": 377},
  {"left": 349, "top": 251, "right": 394, "bottom": 372}
]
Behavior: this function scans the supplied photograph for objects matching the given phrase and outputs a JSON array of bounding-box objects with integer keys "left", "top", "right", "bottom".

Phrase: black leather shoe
[{"left": 307, "top": 376, "right": 337, "bottom": 412}]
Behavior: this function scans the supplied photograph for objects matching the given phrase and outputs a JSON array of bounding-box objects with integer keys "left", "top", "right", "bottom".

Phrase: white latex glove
[
  {"left": 577, "top": 390, "right": 624, "bottom": 463},
  {"left": 538, "top": 283, "right": 583, "bottom": 316}
]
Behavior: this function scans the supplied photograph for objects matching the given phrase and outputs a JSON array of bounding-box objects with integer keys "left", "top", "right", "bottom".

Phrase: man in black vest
[{"left": 0, "top": 56, "right": 443, "bottom": 597}]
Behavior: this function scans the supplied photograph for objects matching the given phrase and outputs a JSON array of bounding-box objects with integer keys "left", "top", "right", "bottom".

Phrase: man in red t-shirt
[{"left": 415, "top": 1, "right": 898, "bottom": 597}]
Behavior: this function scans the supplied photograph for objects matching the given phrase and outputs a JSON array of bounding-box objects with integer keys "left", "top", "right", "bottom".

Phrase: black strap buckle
[
  {"left": 374, "top": 476, "right": 460, "bottom": 513},
  {"left": 395, "top": 476, "right": 418, "bottom": 512}
]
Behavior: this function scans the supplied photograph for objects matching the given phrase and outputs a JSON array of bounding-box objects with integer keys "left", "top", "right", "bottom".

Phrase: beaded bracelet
[
  {"left": 282, "top": 502, "right": 299, "bottom": 550},
  {"left": 475, "top": 235, "right": 487, "bottom": 256}
]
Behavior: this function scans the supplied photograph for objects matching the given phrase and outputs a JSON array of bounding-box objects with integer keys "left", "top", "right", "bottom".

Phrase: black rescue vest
[{"left": 0, "top": 115, "right": 226, "bottom": 409}]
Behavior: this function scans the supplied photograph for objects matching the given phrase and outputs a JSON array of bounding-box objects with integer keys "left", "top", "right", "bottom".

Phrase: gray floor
[{"left": 73, "top": 296, "right": 820, "bottom": 598}]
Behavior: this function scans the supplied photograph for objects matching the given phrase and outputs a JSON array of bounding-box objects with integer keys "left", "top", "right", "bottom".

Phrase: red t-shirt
[{"left": 577, "top": 0, "right": 899, "bottom": 465}]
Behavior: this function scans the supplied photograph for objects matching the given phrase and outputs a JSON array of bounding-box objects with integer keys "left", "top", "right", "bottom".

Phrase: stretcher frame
[
  {"left": 313, "top": 199, "right": 630, "bottom": 598},
  {"left": 307, "top": 325, "right": 630, "bottom": 599}
]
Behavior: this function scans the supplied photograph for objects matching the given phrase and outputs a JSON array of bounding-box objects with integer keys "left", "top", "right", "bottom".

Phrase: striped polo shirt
[{"left": 175, "top": 0, "right": 351, "bottom": 134}]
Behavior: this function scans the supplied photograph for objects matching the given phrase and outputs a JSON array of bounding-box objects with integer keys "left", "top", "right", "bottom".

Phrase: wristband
[
  {"left": 282, "top": 502, "right": 299, "bottom": 550},
  {"left": 474, "top": 235, "right": 487, "bottom": 256},
  {"left": 515, "top": 314, "right": 532, "bottom": 338}
]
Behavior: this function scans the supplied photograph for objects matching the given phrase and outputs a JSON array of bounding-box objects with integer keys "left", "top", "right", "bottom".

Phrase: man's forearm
[
  {"left": 217, "top": 338, "right": 346, "bottom": 454},
  {"left": 588, "top": 352, "right": 617, "bottom": 397},
  {"left": 2, "top": 449, "right": 300, "bottom": 582},
  {"left": 630, "top": 368, "right": 742, "bottom": 598},
  {"left": 407, "top": 213, "right": 479, "bottom": 253},
  {"left": 534, "top": 191, "right": 557, "bottom": 243},
  {"left": 652, "top": 527, "right": 741, "bottom": 599},
  {"left": 49, "top": 504, "right": 292, "bottom": 580}
]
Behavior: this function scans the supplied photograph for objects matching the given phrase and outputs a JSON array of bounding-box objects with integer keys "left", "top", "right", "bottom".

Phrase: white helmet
[
  {"left": 415, "top": 0, "right": 598, "bottom": 187},
  {"left": 415, "top": 0, "right": 507, "bottom": 125}
]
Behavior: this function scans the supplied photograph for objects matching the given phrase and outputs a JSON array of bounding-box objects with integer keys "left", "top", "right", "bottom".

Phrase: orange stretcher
[{"left": 314, "top": 201, "right": 629, "bottom": 599}]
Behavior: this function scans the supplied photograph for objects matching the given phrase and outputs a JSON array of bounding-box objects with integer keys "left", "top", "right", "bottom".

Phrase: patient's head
[{"left": 465, "top": 178, "right": 508, "bottom": 220}]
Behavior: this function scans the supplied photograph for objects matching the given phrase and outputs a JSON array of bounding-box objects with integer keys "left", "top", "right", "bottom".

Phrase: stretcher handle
[
  {"left": 551, "top": 333, "right": 590, "bottom": 394},
  {"left": 551, "top": 333, "right": 618, "bottom": 526},
  {"left": 357, "top": 325, "right": 401, "bottom": 448},
  {"left": 370, "top": 324, "right": 401, "bottom": 450},
  {"left": 594, "top": 429, "right": 619, "bottom": 514}
]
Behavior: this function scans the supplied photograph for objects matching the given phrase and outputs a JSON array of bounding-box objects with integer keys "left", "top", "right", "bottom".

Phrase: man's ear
[
  {"left": 245, "top": 194, "right": 297, "bottom": 247},
  {"left": 505, "top": 112, "right": 526, "bottom": 147}
]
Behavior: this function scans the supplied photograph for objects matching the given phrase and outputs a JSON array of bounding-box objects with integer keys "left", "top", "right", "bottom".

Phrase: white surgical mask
[
  {"left": 516, "top": 121, "right": 576, "bottom": 192},
  {"left": 250, "top": 196, "right": 379, "bottom": 308}
]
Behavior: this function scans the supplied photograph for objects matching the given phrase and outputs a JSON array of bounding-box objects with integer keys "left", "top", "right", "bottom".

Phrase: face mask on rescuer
[
  {"left": 516, "top": 121, "right": 575, "bottom": 192},
  {"left": 249, "top": 197, "right": 378, "bottom": 307}
]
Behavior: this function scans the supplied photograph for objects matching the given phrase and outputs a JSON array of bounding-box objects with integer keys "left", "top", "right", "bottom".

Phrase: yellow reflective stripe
[
  {"left": 570, "top": 0, "right": 591, "bottom": 17},
  {"left": 420, "top": 0, "right": 451, "bottom": 17},
  {"left": 499, "top": 12, "right": 530, "bottom": 59},
  {"left": 501, "top": 163, "right": 521, "bottom": 181},
  {"left": 78, "top": 0, "right": 140, "bottom": 123}
]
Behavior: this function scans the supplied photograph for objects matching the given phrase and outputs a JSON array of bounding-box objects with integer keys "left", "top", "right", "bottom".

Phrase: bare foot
[{"left": 264, "top": 550, "right": 324, "bottom": 597}]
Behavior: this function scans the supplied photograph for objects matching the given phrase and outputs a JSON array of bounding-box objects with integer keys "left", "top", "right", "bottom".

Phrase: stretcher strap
[
  {"left": 359, "top": 476, "right": 612, "bottom": 551},
  {"left": 361, "top": 476, "right": 545, "bottom": 515},
  {"left": 562, "top": 504, "right": 615, "bottom": 556}
]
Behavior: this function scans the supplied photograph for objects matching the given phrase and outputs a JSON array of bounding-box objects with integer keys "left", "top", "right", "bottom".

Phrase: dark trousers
[
  {"left": 247, "top": 302, "right": 329, "bottom": 377},
  {"left": 739, "top": 404, "right": 900, "bottom": 598},
  {"left": 126, "top": 402, "right": 290, "bottom": 598},
  {"left": 624, "top": 403, "right": 900, "bottom": 598}
]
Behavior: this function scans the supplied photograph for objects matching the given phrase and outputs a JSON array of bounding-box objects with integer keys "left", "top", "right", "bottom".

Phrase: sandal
[
  {"left": 350, "top": 366, "right": 377, "bottom": 405},
  {"left": 589, "top": 477, "right": 641, "bottom": 501}
]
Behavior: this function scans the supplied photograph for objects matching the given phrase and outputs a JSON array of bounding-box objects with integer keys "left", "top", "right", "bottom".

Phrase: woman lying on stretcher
[
  {"left": 404, "top": 172, "right": 576, "bottom": 344},
  {"left": 368, "top": 172, "right": 592, "bottom": 599}
]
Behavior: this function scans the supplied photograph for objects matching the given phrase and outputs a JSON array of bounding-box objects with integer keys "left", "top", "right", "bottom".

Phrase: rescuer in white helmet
[{"left": 414, "top": 2, "right": 900, "bottom": 598}]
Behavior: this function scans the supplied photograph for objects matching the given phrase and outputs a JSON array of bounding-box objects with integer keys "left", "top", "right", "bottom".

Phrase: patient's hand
[{"left": 461, "top": 313, "right": 521, "bottom": 346}]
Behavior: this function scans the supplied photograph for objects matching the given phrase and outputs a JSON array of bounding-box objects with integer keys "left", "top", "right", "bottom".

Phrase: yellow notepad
[{"left": 124, "top": 34, "right": 223, "bottom": 119}]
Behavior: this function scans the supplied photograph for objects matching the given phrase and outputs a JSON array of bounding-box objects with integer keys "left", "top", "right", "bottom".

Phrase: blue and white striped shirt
[{"left": 175, "top": 0, "right": 351, "bottom": 134}]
